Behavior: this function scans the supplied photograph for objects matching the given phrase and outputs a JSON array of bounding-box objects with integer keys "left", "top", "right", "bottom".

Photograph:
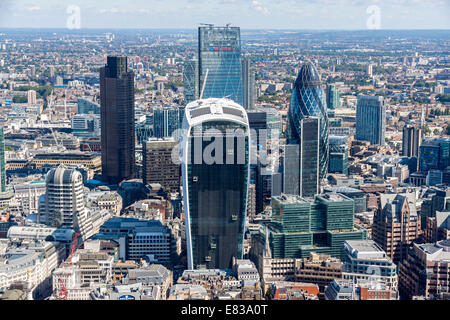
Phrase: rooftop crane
[
  {"left": 45, "top": 90, "right": 64, "bottom": 151},
  {"left": 57, "top": 232, "right": 80, "bottom": 300}
]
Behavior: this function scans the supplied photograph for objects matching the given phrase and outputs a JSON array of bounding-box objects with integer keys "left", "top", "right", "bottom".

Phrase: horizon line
[{"left": 0, "top": 27, "right": 449, "bottom": 32}]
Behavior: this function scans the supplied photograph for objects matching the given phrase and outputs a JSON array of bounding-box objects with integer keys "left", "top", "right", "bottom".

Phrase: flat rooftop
[
  {"left": 318, "top": 193, "right": 352, "bottom": 202},
  {"left": 274, "top": 194, "right": 309, "bottom": 204},
  {"left": 344, "top": 240, "right": 388, "bottom": 260}
]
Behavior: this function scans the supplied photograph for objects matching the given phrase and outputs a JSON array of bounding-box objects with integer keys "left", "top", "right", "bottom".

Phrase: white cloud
[
  {"left": 251, "top": 0, "right": 269, "bottom": 15},
  {"left": 27, "top": 6, "right": 40, "bottom": 12}
]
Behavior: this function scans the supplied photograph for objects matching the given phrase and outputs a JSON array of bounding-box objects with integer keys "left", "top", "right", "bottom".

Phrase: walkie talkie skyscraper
[{"left": 181, "top": 98, "right": 250, "bottom": 269}]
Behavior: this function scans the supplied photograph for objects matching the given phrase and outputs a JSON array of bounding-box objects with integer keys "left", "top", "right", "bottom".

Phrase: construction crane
[
  {"left": 45, "top": 90, "right": 64, "bottom": 151},
  {"left": 199, "top": 68, "right": 209, "bottom": 100},
  {"left": 57, "top": 232, "right": 80, "bottom": 300}
]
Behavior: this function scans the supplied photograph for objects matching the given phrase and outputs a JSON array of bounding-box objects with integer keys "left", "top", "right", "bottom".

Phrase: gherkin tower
[{"left": 288, "top": 60, "right": 329, "bottom": 185}]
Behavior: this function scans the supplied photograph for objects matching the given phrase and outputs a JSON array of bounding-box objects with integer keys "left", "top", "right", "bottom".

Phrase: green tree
[
  {"left": 265, "top": 286, "right": 273, "bottom": 300},
  {"left": 12, "top": 95, "right": 27, "bottom": 103},
  {"left": 422, "top": 125, "right": 431, "bottom": 136}
]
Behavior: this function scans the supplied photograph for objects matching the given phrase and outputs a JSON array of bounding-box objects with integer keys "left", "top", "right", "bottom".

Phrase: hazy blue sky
[{"left": 0, "top": 0, "right": 449, "bottom": 30}]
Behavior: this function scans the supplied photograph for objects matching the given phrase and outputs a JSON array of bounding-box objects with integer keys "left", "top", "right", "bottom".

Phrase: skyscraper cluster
[{"left": 285, "top": 60, "right": 329, "bottom": 197}]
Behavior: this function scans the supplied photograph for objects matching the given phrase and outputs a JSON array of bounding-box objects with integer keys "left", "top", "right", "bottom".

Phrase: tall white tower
[{"left": 45, "top": 165, "right": 88, "bottom": 230}]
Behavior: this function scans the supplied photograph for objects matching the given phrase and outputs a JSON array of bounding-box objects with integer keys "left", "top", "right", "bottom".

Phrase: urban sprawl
[{"left": 0, "top": 26, "right": 449, "bottom": 301}]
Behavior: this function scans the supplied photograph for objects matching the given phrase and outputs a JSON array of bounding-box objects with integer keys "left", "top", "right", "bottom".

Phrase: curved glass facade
[
  {"left": 288, "top": 61, "right": 329, "bottom": 180},
  {"left": 199, "top": 26, "right": 243, "bottom": 105},
  {"left": 181, "top": 98, "right": 250, "bottom": 270},
  {"left": 186, "top": 121, "right": 249, "bottom": 269}
]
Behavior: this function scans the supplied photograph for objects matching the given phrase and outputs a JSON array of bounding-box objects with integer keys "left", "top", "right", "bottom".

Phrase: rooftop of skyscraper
[
  {"left": 184, "top": 98, "right": 248, "bottom": 125},
  {"left": 415, "top": 240, "right": 450, "bottom": 262},
  {"left": 273, "top": 194, "right": 309, "bottom": 204},
  {"left": 317, "top": 193, "right": 352, "bottom": 203},
  {"left": 344, "top": 240, "right": 389, "bottom": 261}
]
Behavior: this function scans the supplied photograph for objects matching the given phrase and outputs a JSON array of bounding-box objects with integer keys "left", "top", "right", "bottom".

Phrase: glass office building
[
  {"left": 355, "top": 95, "right": 386, "bottom": 146},
  {"left": 254, "top": 194, "right": 367, "bottom": 260},
  {"left": 183, "top": 59, "right": 199, "bottom": 105},
  {"left": 100, "top": 56, "right": 135, "bottom": 185},
  {"left": 181, "top": 98, "right": 250, "bottom": 269},
  {"left": 326, "top": 84, "right": 340, "bottom": 110},
  {"left": 329, "top": 135, "right": 349, "bottom": 175},
  {"left": 152, "top": 105, "right": 181, "bottom": 139},
  {"left": 77, "top": 97, "right": 100, "bottom": 115},
  {"left": 288, "top": 60, "right": 329, "bottom": 183},
  {"left": 242, "top": 55, "right": 255, "bottom": 110},
  {"left": 283, "top": 144, "right": 300, "bottom": 195},
  {"left": 419, "top": 137, "right": 450, "bottom": 172},
  {"left": 198, "top": 25, "right": 244, "bottom": 106}
]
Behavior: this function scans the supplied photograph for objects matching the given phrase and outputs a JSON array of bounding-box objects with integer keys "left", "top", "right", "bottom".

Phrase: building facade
[
  {"left": 372, "top": 193, "right": 421, "bottom": 264},
  {"left": 402, "top": 125, "right": 421, "bottom": 158},
  {"left": 287, "top": 60, "right": 329, "bottom": 196},
  {"left": 181, "top": 98, "right": 250, "bottom": 269},
  {"left": 142, "top": 138, "right": 180, "bottom": 192},
  {"left": 398, "top": 240, "right": 450, "bottom": 300},
  {"left": 326, "top": 84, "right": 340, "bottom": 110},
  {"left": 0, "top": 127, "right": 6, "bottom": 192},
  {"left": 100, "top": 56, "right": 135, "bottom": 184},
  {"left": 419, "top": 138, "right": 450, "bottom": 172},
  {"left": 198, "top": 25, "right": 244, "bottom": 105},
  {"left": 152, "top": 105, "right": 181, "bottom": 139},
  {"left": 44, "top": 165, "right": 86, "bottom": 229},
  {"left": 342, "top": 240, "right": 398, "bottom": 292},
  {"left": 183, "top": 59, "right": 199, "bottom": 105},
  {"left": 355, "top": 95, "right": 386, "bottom": 146},
  {"left": 251, "top": 194, "right": 367, "bottom": 265},
  {"left": 328, "top": 135, "right": 349, "bottom": 175}
]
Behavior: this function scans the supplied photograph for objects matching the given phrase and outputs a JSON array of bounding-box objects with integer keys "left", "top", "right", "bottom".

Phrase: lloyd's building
[{"left": 180, "top": 98, "right": 250, "bottom": 269}]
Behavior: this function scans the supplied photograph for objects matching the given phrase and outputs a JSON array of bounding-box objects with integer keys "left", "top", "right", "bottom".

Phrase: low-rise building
[
  {"left": 271, "top": 281, "right": 319, "bottom": 300},
  {"left": 342, "top": 240, "right": 398, "bottom": 292},
  {"left": 325, "top": 279, "right": 398, "bottom": 300},
  {"left": 294, "top": 252, "right": 343, "bottom": 294},
  {"left": 398, "top": 239, "right": 450, "bottom": 300}
]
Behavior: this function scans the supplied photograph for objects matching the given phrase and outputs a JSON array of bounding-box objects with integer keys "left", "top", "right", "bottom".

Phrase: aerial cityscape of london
[{"left": 0, "top": 0, "right": 448, "bottom": 311}]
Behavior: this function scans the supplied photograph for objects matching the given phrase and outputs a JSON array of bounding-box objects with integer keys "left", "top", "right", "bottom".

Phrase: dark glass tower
[
  {"left": 198, "top": 25, "right": 243, "bottom": 105},
  {"left": 402, "top": 125, "right": 422, "bottom": 158},
  {"left": 181, "top": 98, "right": 250, "bottom": 269},
  {"left": 242, "top": 55, "right": 255, "bottom": 110},
  {"left": 100, "top": 56, "right": 135, "bottom": 184},
  {"left": 299, "top": 117, "right": 321, "bottom": 197},
  {"left": 287, "top": 60, "right": 329, "bottom": 195}
]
